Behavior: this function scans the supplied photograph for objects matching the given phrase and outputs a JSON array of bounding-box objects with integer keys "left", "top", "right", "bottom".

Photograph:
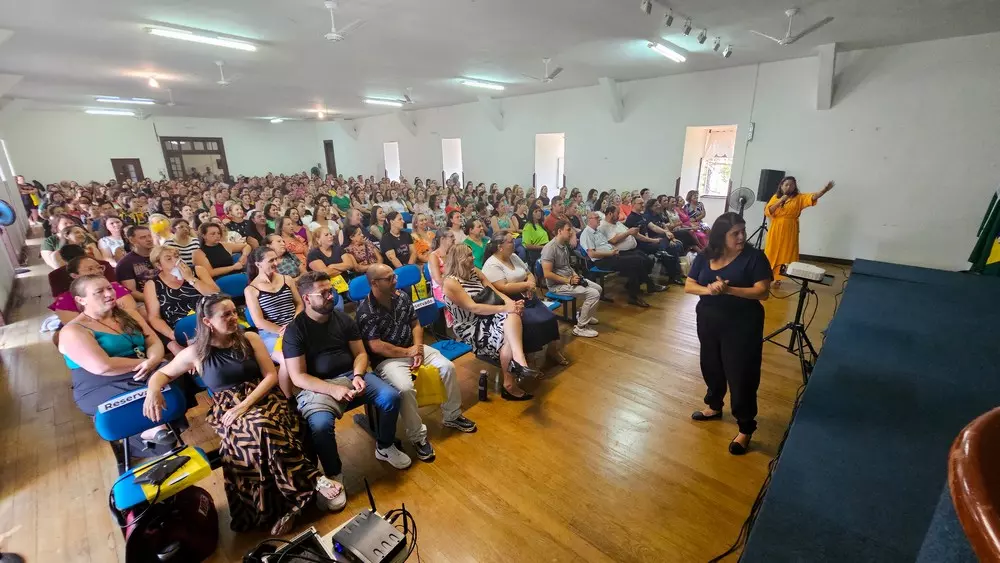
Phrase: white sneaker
[
  {"left": 572, "top": 326, "right": 599, "bottom": 338},
  {"left": 375, "top": 444, "right": 412, "bottom": 469}
]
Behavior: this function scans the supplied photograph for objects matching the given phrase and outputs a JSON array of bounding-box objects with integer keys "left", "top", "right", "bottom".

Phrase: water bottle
[{"left": 478, "top": 370, "right": 488, "bottom": 401}]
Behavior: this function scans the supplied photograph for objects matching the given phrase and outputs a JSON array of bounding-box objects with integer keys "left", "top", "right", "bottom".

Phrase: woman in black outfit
[
  {"left": 684, "top": 212, "right": 772, "bottom": 455},
  {"left": 193, "top": 222, "right": 250, "bottom": 278}
]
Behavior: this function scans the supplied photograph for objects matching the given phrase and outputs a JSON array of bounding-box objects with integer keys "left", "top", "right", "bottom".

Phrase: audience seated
[
  {"left": 282, "top": 271, "right": 412, "bottom": 475},
  {"left": 244, "top": 246, "right": 303, "bottom": 360},
  {"left": 57, "top": 274, "right": 174, "bottom": 449},
  {"left": 342, "top": 225, "right": 383, "bottom": 274},
  {"left": 580, "top": 211, "right": 660, "bottom": 308},
  {"left": 410, "top": 213, "right": 434, "bottom": 264},
  {"left": 481, "top": 233, "right": 566, "bottom": 364},
  {"left": 145, "top": 245, "right": 219, "bottom": 354},
  {"left": 41, "top": 214, "right": 82, "bottom": 269},
  {"left": 142, "top": 294, "right": 346, "bottom": 535},
  {"left": 463, "top": 218, "right": 490, "bottom": 269},
  {"left": 380, "top": 211, "right": 416, "bottom": 269},
  {"left": 115, "top": 225, "right": 158, "bottom": 304},
  {"left": 97, "top": 216, "right": 128, "bottom": 266},
  {"left": 542, "top": 220, "right": 601, "bottom": 337},
  {"left": 442, "top": 244, "right": 540, "bottom": 400},
  {"left": 193, "top": 222, "right": 249, "bottom": 279},
  {"left": 356, "top": 264, "right": 477, "bottom": 462},
  {"left": 307, "top": 226, "right": 355, "bottom": 279},
  {"left": 50, "top": 256, "right": 136, "bottom": 324},
  {"left": 164, "top": 218, "right": 200, "bottom": 267}
]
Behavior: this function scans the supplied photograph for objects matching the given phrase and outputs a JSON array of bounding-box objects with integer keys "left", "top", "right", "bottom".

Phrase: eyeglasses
[{"left": 306, "top": 289, "right": 336, "bottom": 299}]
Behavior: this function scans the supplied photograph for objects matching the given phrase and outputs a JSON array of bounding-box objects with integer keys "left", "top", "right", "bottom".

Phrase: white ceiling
[{"left": 1, "top": 0, "right": 998, "bottom": 120}]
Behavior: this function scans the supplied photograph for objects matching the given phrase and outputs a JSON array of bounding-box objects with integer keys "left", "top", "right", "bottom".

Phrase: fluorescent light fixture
[
  {"left": 270, "top": 118, "right": 284, "bottom": 123},
  {"left": 460, "top": 79, "right": 505, "bottom": 91},
  {"left": 145, "top": 26, "right": 257, "bottom": 52},
  {"left": 85, "top": 109, "right": 136, "bottom": 116},
  {"left": 648, "top": 42, "right": 686, "bottom": 63},
  {"left": 95, "top": 96, "right": 156, "bottom": 105},
  {"left": 364, "top": 99, "right": 403, "bottom": 108}
]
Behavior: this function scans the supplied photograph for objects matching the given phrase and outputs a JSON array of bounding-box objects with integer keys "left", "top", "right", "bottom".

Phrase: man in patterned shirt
[{"left": 356, "top": 263, "right": 477, "bottom": 462}]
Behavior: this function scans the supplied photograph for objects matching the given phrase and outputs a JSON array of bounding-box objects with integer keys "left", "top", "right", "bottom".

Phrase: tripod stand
[
  {"left": 748, "top": 215, "right": 768, "bottom": 249},
  {"left": 763, "top": 277, "right": 823, "bottom": 384}
]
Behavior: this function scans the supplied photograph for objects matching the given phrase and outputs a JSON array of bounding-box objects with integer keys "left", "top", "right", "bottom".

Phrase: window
[
  {"left": 698, "top": 156, "right": 732, "bottom": 198},
  {"left": 193, "top": 141, "right": 204, "bottom": 151}
]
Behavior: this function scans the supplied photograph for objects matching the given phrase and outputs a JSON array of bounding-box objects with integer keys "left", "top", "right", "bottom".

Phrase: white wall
[
  {"left": 680, "top": 127, "right": 708, "bottom": 198},
  {"left": 3, "top": 31, "right": 999, "bottom": 271},
  {"left": 327, "top": 32, "right": 1000, "bottom": 270}
]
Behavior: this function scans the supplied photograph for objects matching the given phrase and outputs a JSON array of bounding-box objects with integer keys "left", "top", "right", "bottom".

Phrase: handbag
[{"left": 471, "top": 286, "right": 505, "bottom": 307}]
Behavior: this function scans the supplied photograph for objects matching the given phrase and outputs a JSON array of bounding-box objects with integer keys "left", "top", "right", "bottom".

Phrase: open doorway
[
  {"left": 441, "top": 138, "right": 463, "bottom": 186},
  {"left": 534, "top": 133, "right": 565, "bottom": 196},
  {"left": 679, "top": 125, "right": 737, "bottom": 225},
  {"left": 383, "top": 142, "right": 400, "bottom": 181}
]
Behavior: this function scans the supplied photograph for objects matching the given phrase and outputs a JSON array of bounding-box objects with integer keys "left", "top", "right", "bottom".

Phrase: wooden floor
[{"left": 0, "top": 232, "right": 845, "bottom": 562}]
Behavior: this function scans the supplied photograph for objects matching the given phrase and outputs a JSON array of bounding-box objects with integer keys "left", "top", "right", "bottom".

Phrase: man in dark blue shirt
[{"left": 356, "top": 264, "right": 477, "bottom": 462}]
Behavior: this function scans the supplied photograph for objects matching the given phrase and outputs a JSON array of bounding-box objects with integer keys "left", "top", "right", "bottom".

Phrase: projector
[{"left": 782, "top": 262, "right": 826, "bottom": 282}]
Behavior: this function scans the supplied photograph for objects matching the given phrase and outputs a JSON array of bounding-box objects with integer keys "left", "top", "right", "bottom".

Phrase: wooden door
[{"left": 110, "top": 158, "right": 144, "bottom": 183}]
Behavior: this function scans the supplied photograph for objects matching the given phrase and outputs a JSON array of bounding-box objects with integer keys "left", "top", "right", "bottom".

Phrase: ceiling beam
[
  {"left": 336, "top": 118, "right": 359, "bottom": 140},
  {"left": 816, "top": 43, "right": 836, "bottom": 110},
  {"left": 598, "top": 77, "right": 624, "bottom": 123},
  {"left": 396, "top": 111, "right": 417, "bottom": 136},
  {"left": 477, "top": 95, "right": 504, "bottom": 131}
]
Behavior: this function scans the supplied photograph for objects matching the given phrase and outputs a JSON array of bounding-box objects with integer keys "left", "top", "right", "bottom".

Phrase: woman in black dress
[
  {"left": 193, "top": 222, "right": 250, "bottom": 278},
  {"left": 142, "top": 294, "right": 346, "bottom": 535},
  {"left": 684, "top": 212, "right": 772, "bottom": 455}
]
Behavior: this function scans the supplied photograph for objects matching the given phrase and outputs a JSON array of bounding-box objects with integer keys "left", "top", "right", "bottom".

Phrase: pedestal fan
[
  {"left": 0, "top": 199, "right": 28, "bottom": 275},
  {"left": 727, "top": 186, "right": 755, "bottom": 217}
]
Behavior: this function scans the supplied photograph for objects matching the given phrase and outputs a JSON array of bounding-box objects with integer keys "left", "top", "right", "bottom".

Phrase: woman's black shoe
[
  {"left": 500, "top": 387, "right": 534, "bottom": 401},
  {"left": 691, "top": 410, "right": 723, "bottom": 421},
  {"left": 729, "top": 435, "right": 752, "bottom": 455},
  {"left": 509, "top": 360, "right": 542, "bottom": 387}
]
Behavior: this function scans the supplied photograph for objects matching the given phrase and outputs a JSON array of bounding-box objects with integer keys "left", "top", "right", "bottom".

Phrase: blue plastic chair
[
  {"left": 395, "top": 264, "right": 421, "bottom": 292},
  {"left": 231, "top": 252, "right": 241, "bottom": 264},
  {"left": 401, "top": 212, "right": 412, "bottom": 224},
  {"left": 215, "top": 273, "right": 248, "bottom": 302},
  {"left": 94, "top": 384, "right": 212, "bottom": 513},
  {"left": 579, "top": 246, "right": 614, "bottom": 299},
  {"left": 173, "top": 314, "right": 198, "bottom": 346},
  {"left": 348, "top": 274, "right": 371, "bottom": 302},
  {"left": 533, "top": 260, "right": 577, "bottom": 322}
]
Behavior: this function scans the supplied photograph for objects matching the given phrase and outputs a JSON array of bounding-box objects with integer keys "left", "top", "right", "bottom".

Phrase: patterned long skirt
[{"left": 207, "top": 381, "right": 321, "bottom": 532}]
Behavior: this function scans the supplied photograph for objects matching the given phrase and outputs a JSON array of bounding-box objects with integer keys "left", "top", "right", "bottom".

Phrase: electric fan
[
  {"left": 727, "top": 187, "right": 755, "bottom": 217},
  {"left": 0, "top": 200, "right": 16, "bottom": 226}
]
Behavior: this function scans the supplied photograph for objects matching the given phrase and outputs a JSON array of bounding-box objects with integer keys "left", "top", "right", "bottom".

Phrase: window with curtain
[{"left": 697, "top": 128, "right": 736, "bottom": 198}]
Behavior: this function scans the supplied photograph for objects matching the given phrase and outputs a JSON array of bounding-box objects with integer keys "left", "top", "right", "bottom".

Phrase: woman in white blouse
[
  {"left": 98, "top": 216, "right": 127, "bottom": 266},
  {"left": 481, "top": 232, "right": 567, "bottom": 366}
]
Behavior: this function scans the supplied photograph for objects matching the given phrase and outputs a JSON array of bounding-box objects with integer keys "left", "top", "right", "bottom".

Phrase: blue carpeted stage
[{"left": 742, "top": 259, "right": 1000, "bottom": 562}]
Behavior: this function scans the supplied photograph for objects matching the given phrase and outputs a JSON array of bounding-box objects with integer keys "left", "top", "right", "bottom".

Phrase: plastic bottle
[{"left": 478, "top": 370, "right": 488, "bottom": 401}]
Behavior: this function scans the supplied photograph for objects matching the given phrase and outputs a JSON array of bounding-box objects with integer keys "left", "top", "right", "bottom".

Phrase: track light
[
  {"left": 682, "top": 19, "right": 693, "bottom": 35},
  {"left": 713, "top": 37, "right": 721, "bottom": 51},
  {"left": 640, "top": 0, "right": 652, "bottom": 15},
  {"left": 647, "top": 42, "right": 686, "bottom": 63},
  {"left": 664, "top": 10, "right": 674, "bottom": 27},
  {"left": 722, "top": 45, "right": 733, "bottom": 58},
  {"left": 697, "top": 29, "right": 708, "bottom": 44}
]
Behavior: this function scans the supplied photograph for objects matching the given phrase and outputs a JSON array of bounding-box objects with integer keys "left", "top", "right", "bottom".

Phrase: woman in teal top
[
  {"left": 57, "top": 274, "right": 177, "bottom": 446},
  {"left": 463, "top": 218, "right": 490, "bottom": 269}
]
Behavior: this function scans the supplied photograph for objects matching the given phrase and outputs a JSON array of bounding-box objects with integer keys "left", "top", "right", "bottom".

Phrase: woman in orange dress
[{"left": 764, "top": 176, "right": 834, "bottom": 286}]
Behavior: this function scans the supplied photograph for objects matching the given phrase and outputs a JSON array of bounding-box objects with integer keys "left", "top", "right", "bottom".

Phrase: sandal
[
  {"left": 270, "top": 508, "right": 299, "bottom": 536},
  {"left": 315, "top": 476, "right": 347, "bottom": 512}
]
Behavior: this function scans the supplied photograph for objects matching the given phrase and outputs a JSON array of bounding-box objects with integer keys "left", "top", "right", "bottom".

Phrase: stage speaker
[{"left": 757, "top": 169, "right": 785, "bottom": 202}]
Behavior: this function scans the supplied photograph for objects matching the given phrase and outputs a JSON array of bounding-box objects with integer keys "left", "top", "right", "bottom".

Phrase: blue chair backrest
[
  {"left": 401, "top": 212, "right": 413, "bottom": 224},
  {"left": 216, "top": 273, "right": 248, "bottom": 297},
  {"left": 94, "top": 383, "right": 186, "bottom": 442},
  {"left": 174, "top": 314, "right": 198, "bottom": 346},
  {"left": 534, "top": 259, "right": 544, "bottom": 282},
  {"left": 395, "top": 264, "right": 421, "bottom": 291},
  {"left": 348, "top": 274, "right": 371, "bottom": 301},
  {"left": 422, "top": 262, "right": 431, "bottom": 282},
  {"left": 231, "top": 252, "right": 241, "bottom": 264}
]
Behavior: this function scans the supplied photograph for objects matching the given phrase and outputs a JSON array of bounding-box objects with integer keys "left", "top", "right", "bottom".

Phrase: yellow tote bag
[
  {"left": 330, "top": 275, "right": 349, "bottom": 293},
  {"left": 410, "top": 270, "right": 429, "bottom": 301},
  {"left": 413, "top": 364, "right": 446, "bottom": 407}
]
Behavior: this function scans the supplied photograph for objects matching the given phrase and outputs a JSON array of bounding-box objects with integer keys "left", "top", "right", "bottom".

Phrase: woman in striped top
[
  {"left": 244, "top": 246, "right": 303, "bottom": 360},
  {"left": 165, "top": 218, "right": 201, "bottom": 267}
]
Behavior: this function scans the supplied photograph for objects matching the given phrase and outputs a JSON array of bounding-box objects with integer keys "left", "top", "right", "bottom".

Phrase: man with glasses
[
  {"left": 357, "top": 264, "right": 476, "bottom": 462},
  {"left": 282, "top": 271, "right": 412, "bottom": 478}
]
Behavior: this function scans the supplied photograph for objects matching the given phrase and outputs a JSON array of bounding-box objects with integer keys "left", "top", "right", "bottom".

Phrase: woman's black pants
[{"left": 696, "top": 301, "right": 764, "bottom": 435}]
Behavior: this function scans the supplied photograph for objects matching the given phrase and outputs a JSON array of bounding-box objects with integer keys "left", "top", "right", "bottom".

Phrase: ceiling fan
[
  {"left": 750, "top": 8, "right": 834, "bottom": 46},
  {"left": 324, "top": 0, "right": 365, "bottom": 42},
  {"left": 214, "top": 61, "right": 240, "bottom": 86},
  {"left": 521, "top": 58, "right": 563, "bottom": 83}
]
